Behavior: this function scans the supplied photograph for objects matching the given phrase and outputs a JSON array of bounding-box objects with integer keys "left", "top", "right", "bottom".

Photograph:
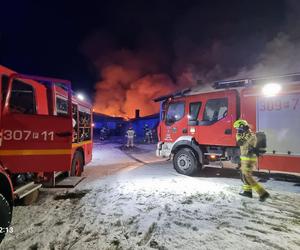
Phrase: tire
[
  {"left": 173, "top": 148, "right": 200, "bottom": 176},
  {"left": 70, "top": 151, "right": 84, "bottom": 177},
  {"left": 0, "top": 194, "right": 12, "bottom": 243}
]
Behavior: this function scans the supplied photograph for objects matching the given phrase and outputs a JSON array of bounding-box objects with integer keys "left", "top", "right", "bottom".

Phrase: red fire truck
[
  {"left": 155, "top": 74, "right": 300, "bottom": 176},
  {"left": 0, "top": 65, "right": 93, "bottom": 241}
]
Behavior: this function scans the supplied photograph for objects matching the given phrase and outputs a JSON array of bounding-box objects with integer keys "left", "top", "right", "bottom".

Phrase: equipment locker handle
[{"left": 224, "top": 129, "right": 232, "bottom": 135}]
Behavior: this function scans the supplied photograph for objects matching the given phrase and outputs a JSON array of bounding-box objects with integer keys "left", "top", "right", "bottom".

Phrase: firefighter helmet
[{"left": 233, "top": 119, "right": 248, "bottom": 128}]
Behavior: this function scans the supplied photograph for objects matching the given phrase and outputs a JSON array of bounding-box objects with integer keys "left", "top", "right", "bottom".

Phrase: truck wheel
[
  {"left": 71, "top": 151, "right": 83, "bottom": 177},
  {"left": 173, "top": 148, "right": 199, "bottom": 176},
  {"left": 0, "top": 194, "right": 12, "bottom": 243}
]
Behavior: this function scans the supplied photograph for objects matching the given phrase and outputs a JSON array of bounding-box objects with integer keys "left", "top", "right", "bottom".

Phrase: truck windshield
[{"left": 166, "top": 102, "right": 185, "bottom": 125}]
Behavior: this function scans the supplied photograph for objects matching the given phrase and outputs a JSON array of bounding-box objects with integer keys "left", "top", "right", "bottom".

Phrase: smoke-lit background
[{"left": 1, "top": 0, "right": 300, "bottom": 117}]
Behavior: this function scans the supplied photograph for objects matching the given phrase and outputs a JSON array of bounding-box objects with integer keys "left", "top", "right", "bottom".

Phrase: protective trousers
[
  {"left": 145, "top": 132, "right": 153, "bottom": 143},
  {"left": 241, "top": 159, "right": 267, "bottom": 196},
  {"left": 127, "top": 137, "right": 134, "bottom": 147}
]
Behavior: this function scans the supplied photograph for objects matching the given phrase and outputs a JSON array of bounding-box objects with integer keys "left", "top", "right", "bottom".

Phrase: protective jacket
[
  {"left": 126, "top": 129, "right": 135, "bottom": 138},
  {"left": 236, "top": 131, "right": 257, "bottom": 160}
]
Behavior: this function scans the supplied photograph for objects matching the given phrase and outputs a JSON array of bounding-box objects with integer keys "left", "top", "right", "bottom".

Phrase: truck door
[
  {"left": 187, "top": 100, "right": 203, "bottom": 136},
  {"left": 161, "top": 100, "right": 188, "bottom": 142},
  {"left": 189, "top": 90, "right": 238, "bottom": 146},
  {"left": 0, "top": 74, "right": 73, "bottom": 173}
]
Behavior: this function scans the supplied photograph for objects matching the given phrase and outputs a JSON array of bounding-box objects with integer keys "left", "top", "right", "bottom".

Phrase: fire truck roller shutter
[
  {"left": 257, "top": 93, "right": 300, "bottom": 156},
  {"left": 171, "top": 136, "right": 203, "bottom": 175}
]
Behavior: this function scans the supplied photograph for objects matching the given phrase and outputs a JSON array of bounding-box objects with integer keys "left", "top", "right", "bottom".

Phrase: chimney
[
  {"left": 135, "top": 109, "right": 140, "bottom": 119},
  {"left": 197, "top": 79, "right": 203, "bottom": 85}
]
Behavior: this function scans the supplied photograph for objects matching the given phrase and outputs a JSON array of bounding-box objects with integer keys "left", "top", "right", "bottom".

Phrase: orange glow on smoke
[
  {"left": 93, "top": 64, "right": 178, "bottom": 118},
  {"left": 82, "top": 33, "right": 198, "bottom": 119}
]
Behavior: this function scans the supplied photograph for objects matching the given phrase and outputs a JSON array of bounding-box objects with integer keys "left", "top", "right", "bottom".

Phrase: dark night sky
[{"left": 0, "top": 0, "right": 291, "bottom": 99}]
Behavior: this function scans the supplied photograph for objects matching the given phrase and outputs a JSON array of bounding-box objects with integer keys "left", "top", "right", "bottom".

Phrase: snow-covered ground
[{"left": 1, "top": 143, "right": 300, "bottom": 250}]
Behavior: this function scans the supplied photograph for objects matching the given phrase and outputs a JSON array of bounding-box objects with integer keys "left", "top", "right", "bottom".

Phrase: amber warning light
[{"left": 210, "top": 155, "right": 216, "bottom": 160}]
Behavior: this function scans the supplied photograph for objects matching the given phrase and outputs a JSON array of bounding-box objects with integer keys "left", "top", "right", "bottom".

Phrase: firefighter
[
  {"left": 233, "top": 119, "right": 270, "bottom": 202},
  {"left": 126, "top": 125, "right": 136, "bottom": 148},
  {"left": 144, "top": 124, "right": 153, "bottom": 143},
  {"left": 148, "top": 129, "right": 153, "bottom": 143},
  {"left": 100, "top": 127, "right": 108, "bottom": 140}
]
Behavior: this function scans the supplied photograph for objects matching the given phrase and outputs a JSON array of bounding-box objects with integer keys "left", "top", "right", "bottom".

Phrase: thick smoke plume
[
  {"left": 82, "top": 33, "right": 196, "bottom": 118},
  {"left": 83, "top": 0, "right": 300, "bottom": 118},
  {"left": 233, "top": 0, "right": 300, "bottom": 78}
]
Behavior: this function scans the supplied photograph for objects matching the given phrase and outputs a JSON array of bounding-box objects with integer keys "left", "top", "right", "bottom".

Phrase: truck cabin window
[
  {"left": 166, "top": 102, "right": 185, "bottom": 125},
  {"left": 9, "top": 79, "right": 36, "bottom": 114},
  {"left": 161, "top": 100, "right": 168, "bottom": 120},
  {"left": 189, "top": 102, "right": 202, "bottom": 121},
  {"left": 203, "top": 98, "right": 228, "bottom": 122}
]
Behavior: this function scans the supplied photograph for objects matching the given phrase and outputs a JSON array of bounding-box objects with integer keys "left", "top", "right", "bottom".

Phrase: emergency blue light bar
[{"left": 213, "top": 79, "right": 253, "bottom": 89}]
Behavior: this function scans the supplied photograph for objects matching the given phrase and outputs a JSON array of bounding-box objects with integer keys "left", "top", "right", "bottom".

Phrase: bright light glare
[
  {"left": 77, "top": 93, "right": 85, "bottom": 101},
  {"left": 262, "top": 83, "right": 282, "bottom": 97},
  {"left": 117, "top": 176, "right": 226, "bottom": 195}
]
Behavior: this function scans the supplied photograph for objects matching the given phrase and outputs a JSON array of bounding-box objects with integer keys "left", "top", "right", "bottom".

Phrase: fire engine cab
[
  {"left": 0, "top": 65, "right": 93, "bottom": 242},
  {"left": 155, "top": 73, "right": 300, "bottom": 176}
]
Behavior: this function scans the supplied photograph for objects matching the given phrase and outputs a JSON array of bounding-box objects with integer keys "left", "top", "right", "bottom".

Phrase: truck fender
[
  {"left": 0, "top": 168, "right": 14, "bottom": 209},
  {"left": 171, "top": 136, "right": 203, "bottom": 164}
]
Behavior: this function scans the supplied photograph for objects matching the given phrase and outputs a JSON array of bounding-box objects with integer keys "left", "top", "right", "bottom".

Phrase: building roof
[
  {"left": 93, "top": 112, "right": 125, "bottom": 121},
  {"left": 130, "top": 113, "right": 159, "bottom": 122}
]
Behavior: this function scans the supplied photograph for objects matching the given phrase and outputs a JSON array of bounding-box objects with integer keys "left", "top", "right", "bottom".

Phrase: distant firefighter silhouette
[
  {"left": 144, "top": 124, "right": 153, "bottom": 143},
  {"left": 126, "top": 126, "right": 136, "bottom": 148},
  {"left": 100, "top": 127, "right": 109, "bottom": 140}
]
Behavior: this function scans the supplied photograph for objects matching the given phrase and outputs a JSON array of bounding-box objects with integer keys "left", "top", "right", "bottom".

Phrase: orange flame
[{"left": 93, "top": 64, "right": 177, "bottom": 118}]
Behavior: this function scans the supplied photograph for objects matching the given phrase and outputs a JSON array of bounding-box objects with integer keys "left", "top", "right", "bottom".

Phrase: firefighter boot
[
  {"left": 259, "top": 192, "right": 270, "bottom": 202},
  {"left": 239, "top": 184, "right": 252, "bottom": 198},
  {"left": 239, "top": 191, "right": 253, "bottom": 198},
  {"left": 252, "top": 183, "right": 270, "bottom": 202}
]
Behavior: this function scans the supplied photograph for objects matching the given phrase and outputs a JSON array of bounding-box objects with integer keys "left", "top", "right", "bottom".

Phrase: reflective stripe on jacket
[{"left": 240, "top": 156, "right": 257, "bottom": 162}]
